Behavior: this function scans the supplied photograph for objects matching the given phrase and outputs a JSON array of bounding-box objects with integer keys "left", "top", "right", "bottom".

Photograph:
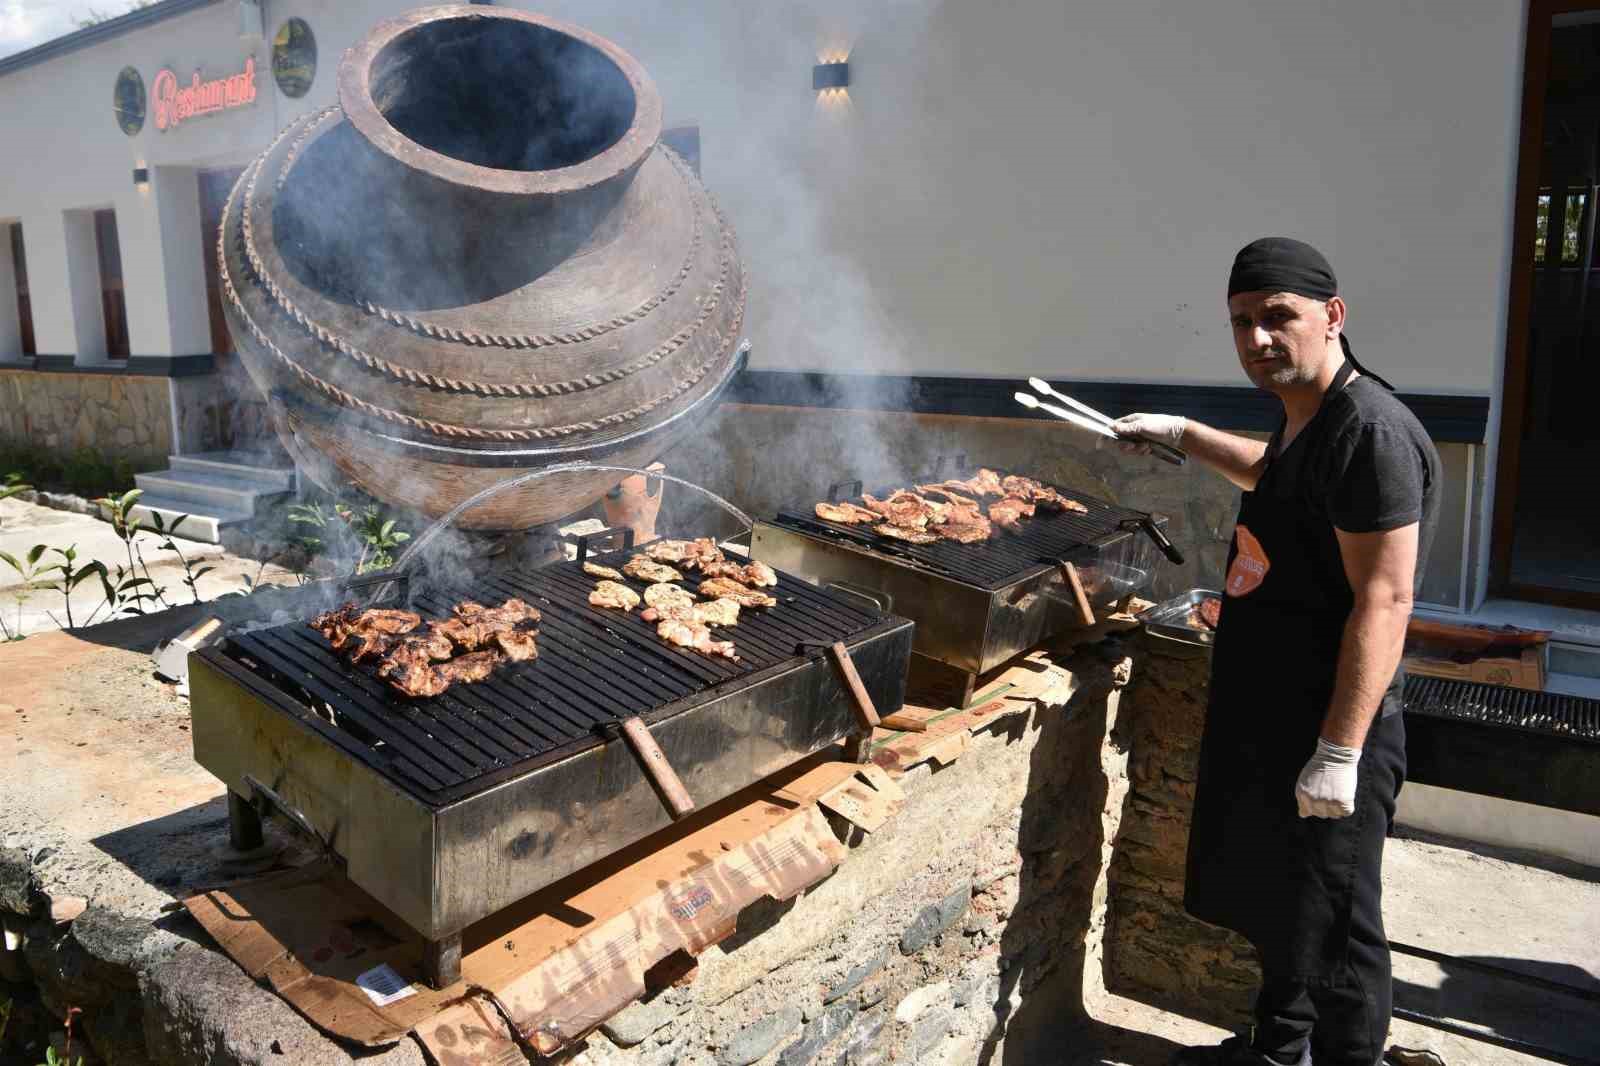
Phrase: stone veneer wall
[
  {"left": 666, "top": 405, "right": 1246, "bottom": 601},
  {"left": 170, "top": 357, "right": 275, "bottom": 455},
  {"left": 0, "top": 639, "right": 1138, "bottom": 1066},
  {"left": 0, "top": 368, "right": 175, "bottom": 471},
  {"left": 1102, "top": 637, "right": 1259, "bottom": 1025}
]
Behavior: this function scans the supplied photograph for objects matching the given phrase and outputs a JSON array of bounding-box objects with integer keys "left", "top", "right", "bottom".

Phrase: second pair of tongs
[{"left": 1015, "top": 377, "right": 1187, "bottom": 466}]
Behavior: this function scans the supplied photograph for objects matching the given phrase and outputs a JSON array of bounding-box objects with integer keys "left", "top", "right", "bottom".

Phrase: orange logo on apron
[{"left": 1225, "top": 524, "right": 1270, "bottom": 598}]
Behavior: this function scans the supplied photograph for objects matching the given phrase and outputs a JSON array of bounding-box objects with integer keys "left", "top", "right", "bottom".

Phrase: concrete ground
[
  {"left": 0, "top": 495, "right": 297, "bottom": 636},
  {"left": 2, "top": 614, "right": 1595, "bottom": 1065}
]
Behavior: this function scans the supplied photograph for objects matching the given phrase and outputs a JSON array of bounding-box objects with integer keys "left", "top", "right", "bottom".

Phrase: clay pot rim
[{"left": 338, "top": 3, "right": 664, "bottom": 197}]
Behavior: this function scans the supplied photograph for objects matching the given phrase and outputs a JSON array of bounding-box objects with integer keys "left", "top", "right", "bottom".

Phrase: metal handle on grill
[
  {"left": 824, "top": 581, "right": 893, "bottom": 615},
  {"left": 1126, "top": 515, "right": 1185, "bottom": 566},
  {"left": 573, "top": 526, "right": 636, "bottom": 564},
  {"left": 243, "top": 774, "right": 335, "bottom": 855},
  {"left": 827, "top": 478, "right": 864, "bottom": 503}
]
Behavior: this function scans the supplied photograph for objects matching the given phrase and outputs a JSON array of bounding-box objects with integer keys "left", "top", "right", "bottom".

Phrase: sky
[{"left": 0, "top": 0, "right": 121, "bottom": 61}]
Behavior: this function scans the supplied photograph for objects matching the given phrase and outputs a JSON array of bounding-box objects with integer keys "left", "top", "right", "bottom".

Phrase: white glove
[
  {"left": 1295, "top": 738, "right": 1361, "bottom": 819},
  {"left": 1108, "top": 413, "right": 1187, "bottom": 456}
]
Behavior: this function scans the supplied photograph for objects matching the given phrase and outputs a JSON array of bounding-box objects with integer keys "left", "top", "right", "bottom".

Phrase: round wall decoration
[
  {"left": 114, "top": 66, "right": 146, "bottom": 136},
  {"left": 272, "top": 17, "right": 317, "bottom": 98}
]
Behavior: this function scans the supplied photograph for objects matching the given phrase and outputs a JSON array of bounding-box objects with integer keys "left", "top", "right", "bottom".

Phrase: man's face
[{"left": 1227, "top": 291, "right": 1340, "bottom": 391}]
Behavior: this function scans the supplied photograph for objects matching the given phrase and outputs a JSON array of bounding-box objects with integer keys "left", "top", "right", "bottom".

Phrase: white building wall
[{"left": 0, "top": 0, "right": 1524, "bottom": 392}]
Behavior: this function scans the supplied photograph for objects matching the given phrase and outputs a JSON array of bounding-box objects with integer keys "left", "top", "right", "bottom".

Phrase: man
[{"left": 1112, "top": 238, "right": 1440, "bottom": 1066}]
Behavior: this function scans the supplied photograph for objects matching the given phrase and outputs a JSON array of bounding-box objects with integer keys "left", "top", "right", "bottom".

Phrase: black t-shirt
[{"left": 1261, "top": 374, "right": 1442, "bottom": 598}]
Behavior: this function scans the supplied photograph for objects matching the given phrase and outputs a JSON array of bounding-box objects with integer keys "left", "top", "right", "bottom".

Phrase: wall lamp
[
  {"left": 132, "top": 166, "right": 150, "bottom": 188},
  {"left": 813, "top": 61, "right": 849, "bottom": 91}
]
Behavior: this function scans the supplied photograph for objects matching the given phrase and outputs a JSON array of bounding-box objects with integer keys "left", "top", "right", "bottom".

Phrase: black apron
[{"left": 1183, "top": 357, "right": 1406, "bottom": 982}]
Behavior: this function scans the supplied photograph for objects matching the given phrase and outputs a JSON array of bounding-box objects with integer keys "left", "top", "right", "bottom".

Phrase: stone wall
[
  {"left": 665, "top": 405, "right": 1244, "bottom": 601},
  {"left": 1102, "top": 637, "right": 1259, "bottom": 1025},
  {"left": 0, "top": 638, "right": 1139, "bottom": 1066},
  {"left": 0, "top": 368, "right": 174, "bottom": 471},
  {"left": 170, "top": 357, "right": 274, "bottom": 455}
]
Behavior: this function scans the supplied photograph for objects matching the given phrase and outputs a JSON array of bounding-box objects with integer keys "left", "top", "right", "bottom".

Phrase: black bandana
[
  {"left": 1227, "top": 237, "right": 1395, "bottom": 391},
  {"left": 1227, "top": 237, "right": 1337, "bottom": 300}
]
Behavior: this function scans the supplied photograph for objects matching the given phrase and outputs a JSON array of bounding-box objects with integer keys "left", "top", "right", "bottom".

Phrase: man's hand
[
  {"left": 1295, "top": 738, "right": 1361, "bottom": 818},
  {"left": 1109, "top": 413, "right": 1187, "bottom": 456}
]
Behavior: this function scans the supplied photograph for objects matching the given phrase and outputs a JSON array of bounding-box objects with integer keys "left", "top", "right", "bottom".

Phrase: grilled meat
[
  {"left": 642, "top": 597, "right": 741, "bottom": 628},
  {"left": 873, "top": 522, "right": 938, "bottom": 545},
  {"left": 378, "top": 642, "right": 505, "bottom": 699},
  {"left": 700, "top": 559, "right": 778, "bottom": 588},
  {"left": 582, "top": 561, "right": 625, "bottom": 581},
  {"left": 493, "top": 628, "right": 539, "bottom": 662},
  {"left": 435, "top": 650, "right": 503, "bottom": 684},
  {"left": 999, "top": 475, "right": 1089, "bottom": 514},
  {"left": 590, "top": 580, "right": 642, "bottom": 612},
  {"left": 988, "top": 497, "right": 1034, "bottom": 532},
  {"left": 312, "top": 603, "right": 423, "bottom": 652},
  {"left": 452, "top": 598, "right": 539, "bottom": 626},
  {"left": 936, "top": 468, "right": 1004, "bottom": 497},
  {"left": 862, "top": 491, "right": 937, "bottom": 529},
  {"left": 917, "top": 484, "right": 980, "bottom": 510},
  {"left": 428, "top": 616, "right": 497, "bottom": 652},
  {"left": 622, "top": 556, "right": 683, "bottom": 583},
  {"left": 815, "top": 501, "right": 880, "bottom": 525},
  {"left": 699, "top": 577, "right": 779, "bottom": 607},
  {"left": 643, "top": 582, "right": 696, "bottom": 611},
  {"left": 656, "top": 618, "right": 738, "bottom": 659},
  {"left": 934, "top": 516, "right": 993, "bottom": 543},
  {"left": 643, "top": 538, "right": 725, "bottom": 569},
  {"left": 381, "top": 654, "right": 450, "bottom": 699},
  {"left": 1198, "top": 597, "right": 1222, "bottom": 630}
]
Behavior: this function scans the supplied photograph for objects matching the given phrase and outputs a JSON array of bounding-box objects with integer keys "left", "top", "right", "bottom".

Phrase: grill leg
[
  {"left": 228, "top": 790, "right": 264, "bottom": 852},
  {"left": 423, "top": 933, "right": 462, "bottom": 989}
]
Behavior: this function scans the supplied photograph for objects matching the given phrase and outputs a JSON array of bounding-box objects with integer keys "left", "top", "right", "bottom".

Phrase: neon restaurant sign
[{"left": 153, "top": 56, "right": 258, "bottom": 131}]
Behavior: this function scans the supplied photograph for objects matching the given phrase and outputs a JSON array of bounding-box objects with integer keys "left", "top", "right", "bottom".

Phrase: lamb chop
[
  {"left": 582, "top": 561, "right": 625, "bottom": 581},
  {"left": 934, "top": 516, "right": 993, "bottom": 544},
  {"left": 453, "top": 598, "right": 540, "bottom": 628},
  {"left": 656, "top": 618, "right": 738, "bottom": 659},
  {"left": 999, "top": 475, "right": 1089, "bottom": 514},
  {"left": 643, "top": 538, "right": 725, "bottom": 570},
  {"left": 643, "top": 582, "right": 696, "bottom": 611},
  {"left": 590, "top": 580, "right": 642, "bottom": 612},
  {"left": 642, "top": 597, "right": 741, "bottom": 628},
  {"left": 938, "top": 468, "right": 1004, "bottom": 497},
  {"left": 873, "top": 523, "right": 938, "bottom": 545},
  {"left": 988, "top": 497, "right": 1034, "bottom": 532},
  {"left": 917, "top": 484, "right": 980, "bottom": 510},
  {"left": 815, "top": 501, "right": 880, "bottom": 525},
  {"left": 622, "top": 555, "right": 683, "bottom": 583},
  {"left": 698, "top": 577, "right": 779, "bottom": 608},
  {"left": 700, "top": 559, "right": 778, "bottom": 588}
]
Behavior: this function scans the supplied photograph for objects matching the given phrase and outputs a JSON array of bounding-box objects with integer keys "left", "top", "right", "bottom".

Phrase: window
[
  {"left": 1532, "top": 190, "right": 1589, "bottom": 264},
  {"left": 9, "top": 224, "right": 36, "bottom": 357},
  {"left": 94, "top": 208, "right": 129, "bottom": 358}
]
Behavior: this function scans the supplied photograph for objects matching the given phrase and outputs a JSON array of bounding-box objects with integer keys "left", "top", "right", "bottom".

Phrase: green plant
[
  {"left": 92, "top": 489, "right": 168, "bottom": 617},
  {"left": 40, "top": 1046, "right": 85, "bottom": 1066},
  {"left": 288, "top": 499, "right": 411, "bottom": 575},
  {"left": 1, "top": 472, "right": 31, "bottom": 531},
  {"left": 42, "top": 545, "right": 109, "bottom": 630},
  {"left": 0, "top": 543, "right": 53, "bottom": 641},
  {"left": 149, "top": 512, "right": 213, "bottom": 604}
]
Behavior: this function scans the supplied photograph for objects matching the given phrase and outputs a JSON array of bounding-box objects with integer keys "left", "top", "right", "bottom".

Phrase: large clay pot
[{"left": 219, "top": 5, "right": 746, "bottom": 529}]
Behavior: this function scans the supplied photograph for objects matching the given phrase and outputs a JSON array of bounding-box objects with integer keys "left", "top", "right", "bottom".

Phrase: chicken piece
[
  {"left": 493, "top": 628, "right": 539, "bottom": 662},
  {"left": 582, "top": 561, "right": 625, "bottom": 581},
  {"left": 622, "top": 555, "right": 683, "bottom": 583},
  {"left": 454, "top": 598, "right": 540, "bottom": 627},
  {"left": 968, "top": 468, "right": 1005, "bottom": 496},
  {"left": 934, "top": 516, "right": 993, "bottom": 544},
  {"left": 815, "top": 501, "right": 880, "bottom": 525},
  {"left": 873, "top": 522, "right": 938, "bottom": 545},
  {"left": 373, "top": 631, "right": 455, "bottom": 677},
  {"left": 589, "top": 580, "right": 642, "bottom": 612},
  {"left": 643, "top": 538, "right": 726, "bottom": 570},
  {"left": 642, "top": 596, "right": 742, "bottom": 628},
  {"left": 917, "top": 484, "right": 980, "bottom": 510},
  {"left": 310, "top": 602, "right": 358, "bottom": 634},
  {"left": 428, "top": 616, "right": 497, "bottom": 652},
  {"left": 698, "top": 577, "right": 779, "bottom": 607},
  {"left": 656, "top": 618, "right": 739, "bottom": 659},
  {"left": 1000, "top": 474, "right": 1045, "bottom": 499},
  {"left": 700, "top": 559, "right": 779, "bottom": 588},
  {"left": 313, "top": 603, "right": 422, "bottom": 651},
  {"left": 862, "top": 491, "right": 936, "bottom": 529},
  {"left": 435, "top": 650, "right": 503, "bottom": 685},
  {"left": 988, "top": 497, "right": 1035, "bottom": 532},
  {"left": 382, "top": 655, "right": 449, "bottom": 699},
  {"left": 644, "top": 582, "right": 696, "bottom": 611}
]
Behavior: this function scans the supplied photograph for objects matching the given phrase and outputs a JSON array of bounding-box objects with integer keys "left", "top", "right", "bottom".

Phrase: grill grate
[
  {"left": 222, "top": 549, "right": 889, "bottom": 804},
  {"left": 1404, "top": 674, "right": 1600, "bottom": 742},
  {"left": 773, "top": 473, "right": 1152, "bottom": 591}
]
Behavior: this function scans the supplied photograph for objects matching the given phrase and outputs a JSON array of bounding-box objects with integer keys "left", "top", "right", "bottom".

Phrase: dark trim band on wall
[
  {"left": 1, "top": 354, "right": 216, "bottom": 378},
  {"left": 726, "top": 371, "right": 1491, "bottom": 445}
]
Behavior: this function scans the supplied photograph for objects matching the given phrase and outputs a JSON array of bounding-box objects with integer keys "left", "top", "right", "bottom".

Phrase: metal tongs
[{"left": 1015, "top": 378, "right": 1187, "bottom": 467}]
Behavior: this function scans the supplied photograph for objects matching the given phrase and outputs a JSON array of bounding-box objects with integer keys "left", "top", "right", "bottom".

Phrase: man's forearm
[
  {"left": 1179, "top": 420, "right": 1269, "bottom": 491},
  {"left": 1320, "top": 599, "right": 1410, "bottom": 748}
]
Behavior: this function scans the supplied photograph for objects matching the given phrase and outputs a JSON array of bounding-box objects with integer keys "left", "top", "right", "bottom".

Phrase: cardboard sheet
[{"left": 184, "top": 758, "right": 872, "bottom": 1052}]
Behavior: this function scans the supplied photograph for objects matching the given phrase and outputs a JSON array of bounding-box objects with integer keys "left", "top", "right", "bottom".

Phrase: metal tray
[{"left": 1137, "top": 588, "right": 1221, "bottom": 650}]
